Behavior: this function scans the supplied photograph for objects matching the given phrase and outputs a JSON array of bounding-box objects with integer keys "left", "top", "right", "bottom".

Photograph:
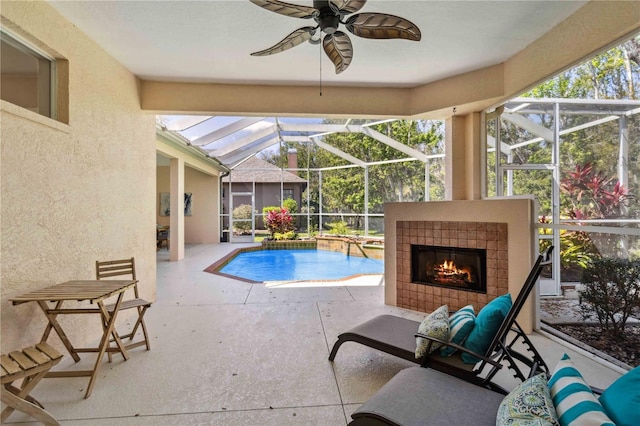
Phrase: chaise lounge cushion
[
  {"left": 415, "top": 304, "right": 449, "bottom": 358},
  {"left": 441, "top": 304, "right": 476, "bottom": 357},
  {"left": 496, "top": 373, "right": 559, "bottom": 426},
  {"left": 548, "top": 354, "right": 614, "bottom": 426},
  {"left": 598, "top": 366, "right": 640, "bottom": 426},
  {"left": 350, "top": 366, "right": 504, "bottom": 426},
  {"left": 462, "top": 294, "right": 512, "bottom": 364}
]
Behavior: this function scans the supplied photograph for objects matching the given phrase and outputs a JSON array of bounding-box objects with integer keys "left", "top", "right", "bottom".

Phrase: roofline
[{"left": 156, "top": 122, "right": 229, "bottom": 173}]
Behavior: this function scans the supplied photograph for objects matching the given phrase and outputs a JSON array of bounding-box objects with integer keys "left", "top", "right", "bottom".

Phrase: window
[
  {"left": 1, "top": 29, "right": 56, "bottom": 119},
  {"left": 283, "top": 189, "right": 294, "bottom": 200}
]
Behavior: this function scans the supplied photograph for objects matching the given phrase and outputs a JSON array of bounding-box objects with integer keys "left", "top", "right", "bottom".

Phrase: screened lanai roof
[
  {"left": 156, "top": 115, "right": 437, "bottom": 171},
  {"left": 157, "top": 97, "right": 640, "bottom": 172},
  {"left": 504, "top": 98, "right": 640, "bottom": 116},
  {"left": 489, "top": 98, "right": 640, "bottom": 156}
]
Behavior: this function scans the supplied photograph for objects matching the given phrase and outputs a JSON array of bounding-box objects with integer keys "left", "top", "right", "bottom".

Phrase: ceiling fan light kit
[{"left": 249, "top": 0, "right": 421, "bottom": 74}]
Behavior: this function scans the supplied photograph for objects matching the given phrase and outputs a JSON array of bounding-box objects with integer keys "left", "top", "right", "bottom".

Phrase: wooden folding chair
[
  {"left": 1, "top": 343, "right": 62, "bottom": 425},
  {"left": 96, "top": 257, "right": 152, "bottom": 359}
]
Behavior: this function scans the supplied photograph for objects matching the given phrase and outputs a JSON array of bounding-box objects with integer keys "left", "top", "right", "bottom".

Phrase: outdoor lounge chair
[
  {"left": 349, "top": 353, "right": 639, "bottom": 426},
  {"left": 349, "top": 366, "right": 505, "bottom": 425},
  {"left": 329, "top": 247, "right": 553, "bottom": 393}
]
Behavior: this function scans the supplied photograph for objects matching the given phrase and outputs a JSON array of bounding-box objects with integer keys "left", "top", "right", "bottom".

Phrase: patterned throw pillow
[
  {"left": 496, "top": 373, "right": 559, "bottom": 426},
  {"left": 440, "top": 304, "right": 475, "bottom": 357},
  {"left": 461, "top": 293, "right": 512, "bottom": 364},
  {"left": 548, "top": 354, "right": 615, "bottom": 426},
  {"left": 415, "top": 305, "right": 449, "bottom": 359}
]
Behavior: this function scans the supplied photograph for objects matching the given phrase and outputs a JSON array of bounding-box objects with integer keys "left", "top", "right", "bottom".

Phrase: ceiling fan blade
[
  {"left": 329, "top": 0, "right": 367, "bottom": 14},
  {"left": 251, "top": 27, "right": 316, "bottom": 56},
  {"left": 249, "top": 0, "right": 319, "bottom": 19},
  {"left": 323, "top": 31, "right": 353, "bottom": 74},
  {"left": 345, "top": 13, "right": 421, "bottom": 41}
]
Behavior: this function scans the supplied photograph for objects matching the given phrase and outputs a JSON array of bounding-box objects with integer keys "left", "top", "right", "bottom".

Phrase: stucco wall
[
  {"left": 156, "top": 165, "right": 219, "bottom": 243},
  {"left": 1, "top": 2, "right": 157, "bottom": 352}
]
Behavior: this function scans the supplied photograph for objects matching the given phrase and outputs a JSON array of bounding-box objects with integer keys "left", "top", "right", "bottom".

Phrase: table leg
[
  {"left": 84, "top": 292, "right": 127, "bottom": 399},
  {"left": 41, "top": 301, "right": 62, "bottom": 342},
  {"left": 37, "top": 301, "right": 80, "bottom": 362}
]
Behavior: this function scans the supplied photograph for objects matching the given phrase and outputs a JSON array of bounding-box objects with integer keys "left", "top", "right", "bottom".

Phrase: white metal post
[
  {"left": 364, "top": 166, "right": 369, "bottom": 236},
  {"left": 551, "top": 101, "right": 561, "bottom": 295}
]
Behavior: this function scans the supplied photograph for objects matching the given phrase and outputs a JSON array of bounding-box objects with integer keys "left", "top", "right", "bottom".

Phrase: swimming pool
[{"left": 219, "top": 249, "right": 384, "bottom": 282}]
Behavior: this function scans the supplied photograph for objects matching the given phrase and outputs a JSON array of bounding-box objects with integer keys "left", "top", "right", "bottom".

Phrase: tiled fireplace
[
  {"left": 384, "top": 199, "right": 537, "bottom": 332},
  {"left": 396, "top": 220, "right": 508, "bottom": 312}
]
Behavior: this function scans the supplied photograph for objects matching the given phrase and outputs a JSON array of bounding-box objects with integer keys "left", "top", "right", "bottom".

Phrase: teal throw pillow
[
  {"left": 415, "top": 305, "right": 449, "bottom": 359},
  {"left": 548, "top": 354, "right": 615, "bottom": 426},
  {"left": 599, "top": 366, "right": 640, "bottom": 426},
  {"left": 440, "top": 304, "right": 475, "bottom": 357},
  {"left": 496, "top": 373, "right": 559, "bottom": 426},
  {"left": 461, "top": 293, "right": 512, "bottom": 364}
]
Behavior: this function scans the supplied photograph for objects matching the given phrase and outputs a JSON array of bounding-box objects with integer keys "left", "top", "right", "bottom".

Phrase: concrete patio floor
[{"left": 5, "top": 244, "right": 626, "bottom": 425}]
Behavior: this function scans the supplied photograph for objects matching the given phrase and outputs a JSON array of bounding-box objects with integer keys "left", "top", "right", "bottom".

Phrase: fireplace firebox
[{"left": 411, "top": 245, "right": 487, "bottom": 293}]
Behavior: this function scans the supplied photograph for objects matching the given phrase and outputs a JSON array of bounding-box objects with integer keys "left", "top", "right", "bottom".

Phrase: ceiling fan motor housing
[{"left": 314, "top": 0, "right": 340, "bottom": 34}]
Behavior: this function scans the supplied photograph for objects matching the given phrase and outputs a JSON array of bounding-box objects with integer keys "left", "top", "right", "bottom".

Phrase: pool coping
[{"left": 203, "top": 245, "right": 384, "bottom": 284}]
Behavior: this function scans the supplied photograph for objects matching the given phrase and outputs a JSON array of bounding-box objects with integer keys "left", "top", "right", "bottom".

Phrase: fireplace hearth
[{"left": 411, "top": 245, "right": 487, "bottom": 293}]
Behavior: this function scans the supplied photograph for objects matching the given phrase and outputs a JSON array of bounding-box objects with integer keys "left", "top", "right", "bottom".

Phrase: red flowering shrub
[
  {"left": 264, "top": 207, "right": 294, "bottom": 237},
  {"left": 561, "top": 162, "right": 630, "bottom": 220}
]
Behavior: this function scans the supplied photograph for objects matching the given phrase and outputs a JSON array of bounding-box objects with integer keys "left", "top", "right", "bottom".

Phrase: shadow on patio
[{"left": 5, "top": 244, "right": 626, "bottom": 425}]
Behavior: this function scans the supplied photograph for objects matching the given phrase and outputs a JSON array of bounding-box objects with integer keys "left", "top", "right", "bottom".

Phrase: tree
[
  {"left": 232, "top": 204, "right": 253, "bottom": 234},
  {"left": 525, "top": 37, "right": 640, "bottom": 101},
  {"left": 260, "top": 119, "right": 444, "bottom": 232}
]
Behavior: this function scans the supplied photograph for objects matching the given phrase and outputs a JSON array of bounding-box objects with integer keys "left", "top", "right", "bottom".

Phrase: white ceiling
[{"left": 48, "top": 0, "right": 588, "bottom": 88}]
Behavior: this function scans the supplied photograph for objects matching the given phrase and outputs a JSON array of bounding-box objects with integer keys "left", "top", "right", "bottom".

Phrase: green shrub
[
  {"left": 282, "top": 198, "right": 297, "bottom": 213},
  {"left": 579, "top": 257, "right": 640, "bottom": 339},
  {"left": 232, "top": 204, "right": 254, "bottom": 233},
  {"left": 263, "top": 206, "right": 280, "bottom": 215},
  {"left": 274, "top": 231, "right": 297, "bottom": 240},
  {"left": 326, "top": 220, "right": 350, "bottom": 235}
]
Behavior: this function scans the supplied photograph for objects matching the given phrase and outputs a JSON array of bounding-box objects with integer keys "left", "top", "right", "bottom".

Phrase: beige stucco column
[
  {"left": 445, "top": 113, "right": 483, "bottom": 200},
  {"left": 170, "top": 157, "right": 185, "bottom": 261},
  {"left": 465, "top": 112, "right": 483, "bottom": 200}
]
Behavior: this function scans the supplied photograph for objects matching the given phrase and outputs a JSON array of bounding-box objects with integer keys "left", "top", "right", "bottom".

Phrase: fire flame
[{"left": 435, "top": 259, "right": 472, "bottom": 281}]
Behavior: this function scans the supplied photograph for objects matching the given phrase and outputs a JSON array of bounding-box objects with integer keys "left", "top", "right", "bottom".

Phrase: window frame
[{"left": 0, "top": 27, "right": 57, "bottom": 120}]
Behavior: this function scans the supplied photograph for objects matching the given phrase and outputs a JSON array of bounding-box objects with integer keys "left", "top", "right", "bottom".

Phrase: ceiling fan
[{"left": 249, "top": 0, "right": 421, "bottom": 74}]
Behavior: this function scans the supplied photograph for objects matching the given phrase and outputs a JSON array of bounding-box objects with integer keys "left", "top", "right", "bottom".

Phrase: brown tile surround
[{"left": 396, "top": 221, "right": 508, "bottom": 313}]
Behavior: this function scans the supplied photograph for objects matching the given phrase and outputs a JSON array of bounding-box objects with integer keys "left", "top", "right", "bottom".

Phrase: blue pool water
[{"left": 220, "top": 249, "right": 384, "bottom": 282}]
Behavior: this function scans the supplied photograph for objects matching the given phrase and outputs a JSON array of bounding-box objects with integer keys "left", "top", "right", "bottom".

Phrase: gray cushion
[{"left": 351, "top": 367, "right": 504, "bottom": 426}]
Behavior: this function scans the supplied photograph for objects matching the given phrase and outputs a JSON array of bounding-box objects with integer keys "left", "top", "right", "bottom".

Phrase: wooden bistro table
[{"left": 10, "top": 280, "right": 136, "bottom": 398}]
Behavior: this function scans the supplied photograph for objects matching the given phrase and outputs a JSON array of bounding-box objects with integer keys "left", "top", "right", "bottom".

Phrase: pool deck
[{"left": 5, "top": 243, "right": 625, "bottom": 425}]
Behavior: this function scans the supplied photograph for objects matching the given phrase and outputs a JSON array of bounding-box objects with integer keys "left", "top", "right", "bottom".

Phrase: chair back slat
[
  {"left": 96, "top": 257, "right": 136, "bottom": 280},
  {"left": 93, "top": 256, "right": 151, "bottom": 356},
  {"left": 484, "top": 246, "right": 554, "bottom": 356}
]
